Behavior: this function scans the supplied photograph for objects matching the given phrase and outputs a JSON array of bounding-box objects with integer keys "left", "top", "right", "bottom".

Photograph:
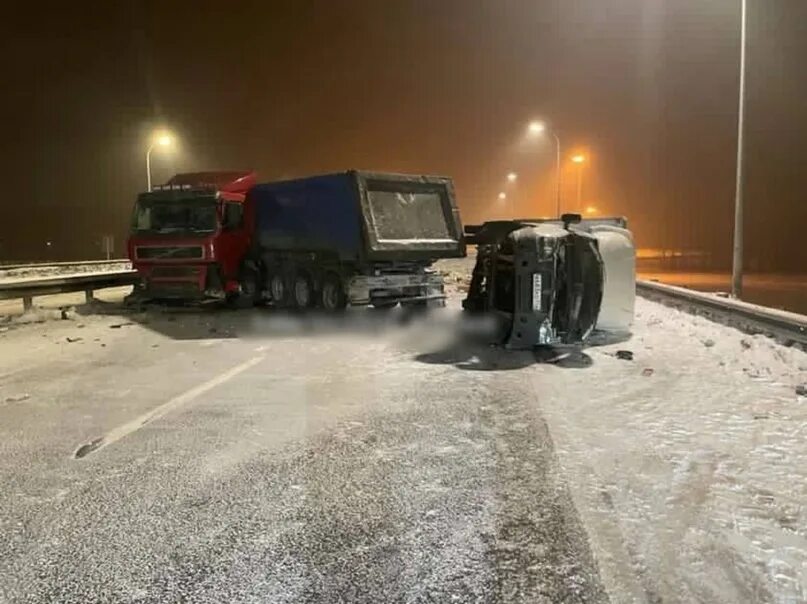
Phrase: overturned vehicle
[{"left": 462, "top": 215, "right": 635, "bottom": 348}]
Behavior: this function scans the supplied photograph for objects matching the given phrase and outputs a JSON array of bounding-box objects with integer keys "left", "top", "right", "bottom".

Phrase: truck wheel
[
  {"left": 321, "top": 274, "right": 347, "bottom": 311},
  {"left": 268, "top": 273, "right": 288, "bottom": 307},
  {"left": 230, "top": 266, "right": 259, "bottom": 309},
  {"left": 293, "top": 275, "right": 314, "bottom": 309}
]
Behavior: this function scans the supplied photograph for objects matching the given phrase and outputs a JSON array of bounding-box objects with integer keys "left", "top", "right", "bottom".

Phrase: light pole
[
  {"left": 571, "top": 154, "right": 586, "bottom": 210},
  {"left": 146, "top": 132, "right": 174, "bottom": 192},
  {"left": 731, "top": 0, "right": 748, "bottom": 299},
  {"left": 506, "top": 172, "right": 517, "bottom": 215},
  {"left": 528, "top": 121, "right": 562, "bottom": 217}
]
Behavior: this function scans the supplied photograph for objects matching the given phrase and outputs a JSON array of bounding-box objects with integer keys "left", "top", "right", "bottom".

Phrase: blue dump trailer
[{"left": 244, "top": 171, "right": 466, "bottom": 309}]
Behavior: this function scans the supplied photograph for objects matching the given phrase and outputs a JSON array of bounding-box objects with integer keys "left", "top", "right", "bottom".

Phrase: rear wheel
[
  {"left": 293, "top": 274, "right": 314, "bottom": 309},
  {"left": 320, "top": 274, "right": 347, "bottom": 311},
  {"left": 268, "top": 273, "right": 288, "bottom": 307}
]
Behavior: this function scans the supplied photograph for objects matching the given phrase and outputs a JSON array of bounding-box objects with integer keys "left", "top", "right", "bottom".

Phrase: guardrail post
[
  {"left": 84, "top": 289, "right": 94, "bottom": 304},
  {"left": 23, "top": 296, "right": 33, "bottom": 312}
]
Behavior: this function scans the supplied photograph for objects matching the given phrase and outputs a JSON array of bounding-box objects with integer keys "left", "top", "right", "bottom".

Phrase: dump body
[
  {"left": 248, "top": 171, "right": 465, "bottom": 262},
  {"left": 247, "top": 171, "right": 465, "bottom": 308}
]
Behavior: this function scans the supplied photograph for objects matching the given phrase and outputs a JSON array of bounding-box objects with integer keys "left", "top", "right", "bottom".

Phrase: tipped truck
[{"left": 463, "top": 214, "right": 635, "bottom": 347}]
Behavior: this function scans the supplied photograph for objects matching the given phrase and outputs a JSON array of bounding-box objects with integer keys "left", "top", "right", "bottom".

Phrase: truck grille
[
  {"left": 136, "top": 246, "right": 204, "bottom": 260},
  {"left": 150, "top": 266, "right": 201, "bottom": 280}
]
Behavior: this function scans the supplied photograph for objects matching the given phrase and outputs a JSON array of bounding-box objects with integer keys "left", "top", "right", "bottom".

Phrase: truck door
[{"left": 217, "top": 201, "right": 249, "bottom": 286}]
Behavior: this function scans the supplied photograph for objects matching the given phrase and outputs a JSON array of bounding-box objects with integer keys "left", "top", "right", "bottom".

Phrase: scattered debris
[
  {"left": 797, "top": 384, "right": 807, "bottom": 397},
  {"left": 5, "top": 394, "right": 31, "bottom": 403},
  {"left": 74, "top": 437, "right": 104, "bottom": 459},
  {"left": 109, "top": 322, "right": 134, "bottom": 329},
  {"left": 741, "top": 339, "right": 752, "bottom": 350},
  {"left": 616, "top": 350, "right": 634, "bottom": 361},
  {"left": 702, "top": 338, "right": 715, "bottom": 348},
  {"left": 641, "top": 368, "right": 654, "bottom": 377},
  {"left": 77, "top": 324, "right": 85, "bottom": 329},
  {"left": 66, "top": 337, "right": 83, "bottom": 343}
]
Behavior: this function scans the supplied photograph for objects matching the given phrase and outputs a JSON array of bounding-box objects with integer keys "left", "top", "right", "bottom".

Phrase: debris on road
[
  {"left": 616, "top": 350, "right": 634, "bottom": 361},
  {"left": 797, "top": 384, "right": 807, "bottom": 397},
  {"left": 702, "top": 338, "right": 715, "bottom": 348},
  {"left": 109, "top": 322, "right": 134, "bottom": 329},
  {"left": 4, "top": 393, "right": 30, "bottom": 403},
  {"left": 66, "top": 336, "right": 83, "bottom": 343},
  {"left": 641, "top": 367, "right": 654, "bottom": 376}
]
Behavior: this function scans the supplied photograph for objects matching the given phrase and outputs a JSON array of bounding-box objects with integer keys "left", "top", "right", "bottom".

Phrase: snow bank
[{"left": 532, "top": 298, "right": 807, "bottom": 603}]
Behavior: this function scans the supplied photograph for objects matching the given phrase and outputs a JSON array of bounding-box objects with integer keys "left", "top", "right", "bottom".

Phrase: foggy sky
[{"left": 3, "top": 0, "right": 806, "bottom": 270}]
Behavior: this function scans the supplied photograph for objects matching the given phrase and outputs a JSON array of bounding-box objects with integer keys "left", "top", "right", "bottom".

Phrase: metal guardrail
[
  {"left": 0, "top": 259, "right": 130, "bottom": 272},
  {"left": 636, "top": 279, "right": 807, "bottom": 347},
  {"left": 0, "top": 271, "right": 139, "bottom": 310}
]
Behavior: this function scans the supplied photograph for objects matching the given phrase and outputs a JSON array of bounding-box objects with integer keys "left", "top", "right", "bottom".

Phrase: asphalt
[{"left": 0, "top": 301, "right": 608, "bottom": 603}]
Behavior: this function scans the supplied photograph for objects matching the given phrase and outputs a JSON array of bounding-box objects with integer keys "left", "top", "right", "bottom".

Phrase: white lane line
[{"left": 77, "top": 355, "right": 265, "bottom": 457}]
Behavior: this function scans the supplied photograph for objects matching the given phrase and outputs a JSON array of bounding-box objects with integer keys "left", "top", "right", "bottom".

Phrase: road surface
[
  {"left": 0, "top": 299, "right": 606, "bottom": 603},
  {"left": 1, "top": 281, "right": 806, "bottom": 602}
]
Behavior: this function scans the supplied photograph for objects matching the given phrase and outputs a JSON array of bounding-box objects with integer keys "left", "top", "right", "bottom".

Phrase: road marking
[{"left": 74, "top": 355, "right": 265, "bottom": 458}]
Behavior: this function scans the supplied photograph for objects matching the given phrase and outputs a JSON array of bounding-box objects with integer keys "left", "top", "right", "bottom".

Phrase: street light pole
[
  {"left": 146, "top": 144, "right": 154, "bottom": 192},
  {"left": 552, "top": 132, "right": 561, "bottom": 217},
  {"left": 146, "top": 133, "right": 174, "bottom": 192},
  {"left": 731, "top": 0, "right": 748, "bottom": 299},
  {"left": 576, "top": 162, "right": 583, "bottom": 209}
]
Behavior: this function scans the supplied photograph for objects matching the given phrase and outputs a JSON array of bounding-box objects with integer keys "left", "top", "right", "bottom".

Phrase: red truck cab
[{"left": 127, "top": 171, "right": 256, "bottom": 300}]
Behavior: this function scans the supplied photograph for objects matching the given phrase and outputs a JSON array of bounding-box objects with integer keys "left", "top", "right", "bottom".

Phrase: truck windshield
[{"left": 132, "top": 199, "right": 218, "bottom": 234}]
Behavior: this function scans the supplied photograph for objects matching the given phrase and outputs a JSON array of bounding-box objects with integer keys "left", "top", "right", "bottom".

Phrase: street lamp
[
  {"left": 571, "top": 154, "right": 586, "bottom": 209},
  {"left": 146, "top": 131, "right": 175, "bottom": 192},
  {"left": 527, "top": 121, "right": 562, "bottom": 217},
  {"left": 498, "top": 192, "right": 507, "bottom": 201},
  {"left": 731, "top": 0, "right": 748, "bottom": 299},
  {"left": 507, "top": 172, "right": 518, "bottom": 183}
]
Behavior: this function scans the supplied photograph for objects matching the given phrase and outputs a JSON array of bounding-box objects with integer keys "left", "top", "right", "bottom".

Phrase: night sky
[{"left": 4, "top": 1, "right": 806, "bottom": 270}]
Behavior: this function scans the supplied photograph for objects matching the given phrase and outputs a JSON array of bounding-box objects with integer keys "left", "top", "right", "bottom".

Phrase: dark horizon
[{"left": 3, "top": 0, "right": 806, "bottom": 271}]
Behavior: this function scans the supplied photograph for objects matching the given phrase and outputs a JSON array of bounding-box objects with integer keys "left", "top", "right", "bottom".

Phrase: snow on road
[
  {"left": 533, "top": 298, "right": 807, "bottom": 603},
  {"left": 1, "top": 278, "right": 806, "bottom": 602}
]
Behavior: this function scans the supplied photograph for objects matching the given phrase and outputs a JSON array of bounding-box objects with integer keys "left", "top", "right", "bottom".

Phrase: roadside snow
[
  {"left": 0, "top": 261, "right": 130, "bottom": 283},
  {"left": 533, "top": 298, "right": 807, "bottom": 603}
]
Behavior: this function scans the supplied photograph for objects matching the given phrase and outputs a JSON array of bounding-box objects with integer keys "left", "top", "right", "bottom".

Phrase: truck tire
[
  {"left": 293, "top": 274, "right": 314, "bottom": 309},
  {"left": 320, "top": 274, "right": 347, "bottom": 311},
  {"left": 268, "top": 273, "right": 288, "bottom": 307},
  {"left": 230, "top": 266, "right": 259, "bottom": 309}
]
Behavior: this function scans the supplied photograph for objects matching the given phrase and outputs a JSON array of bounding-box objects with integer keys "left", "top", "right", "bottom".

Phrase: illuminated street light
[
  {"left": 498, "top": 192, "right": 507, "bottom": 201},
  {"left": 571, "top": 154, "right": 586, "bottom": 164},
  {"left": 146, "top": 130, "right": 176, "bottom": 192},
  {"left": 526, "top": 120, "right": 562, "bottom": 217},
  {"left": 585, "top": 206, "right": 598, "bottom": 215},
  {"left": 507, "top": 172, "right": 518, "bottom": 183}
]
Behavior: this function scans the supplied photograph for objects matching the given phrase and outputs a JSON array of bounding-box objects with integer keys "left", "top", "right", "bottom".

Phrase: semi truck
[
  {"left": 127, "top": 170, "right": 466, "bottom": 308},
  {"left": 462, "top": 214, "right": 635, "bottom": 348}
]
